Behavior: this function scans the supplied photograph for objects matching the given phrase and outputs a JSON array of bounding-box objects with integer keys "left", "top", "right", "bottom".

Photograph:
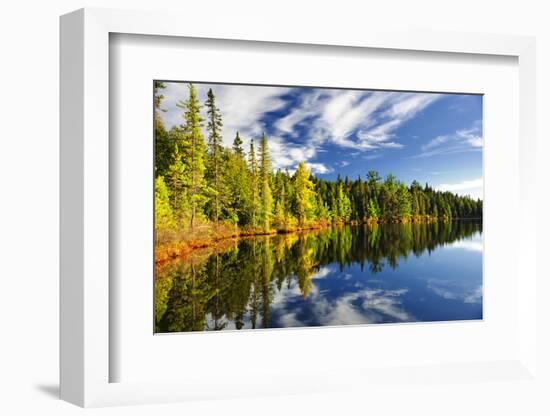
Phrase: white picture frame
[{"left": 60, "top": 7, "right": 538, "bottom": 407}]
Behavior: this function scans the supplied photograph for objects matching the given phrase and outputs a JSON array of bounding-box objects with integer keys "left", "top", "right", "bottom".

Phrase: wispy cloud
[
  {"left": 270, "top": 281, "right": 413, "bottom": 327},
  {"left": 160, "top": 82, "right": 441, "bottom": 173},
  {"left": 285, "top": 90, "right": 440, "bottom": 152},
  {"left": 413, "top": 121, "right": 482, "bottom": 158},
  {"left": 161, "top": 82, "right": 290, "bottom": 148},
  {"left": 446, "top": 239, "right": 483, "bottom": 252},
  {"left": 437, "top": 177, "right": 483, "bottom": 200},
  {"left": 273, "top": 89, "right": 439, "bottom": 170},
  {"left": 427, "top": 281, "right": 482, "bottom": 305}
]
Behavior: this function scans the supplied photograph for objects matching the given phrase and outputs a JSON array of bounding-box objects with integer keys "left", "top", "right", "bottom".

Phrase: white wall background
[{"left": 0, "top": 1, "right": 548, "bottom": 414}]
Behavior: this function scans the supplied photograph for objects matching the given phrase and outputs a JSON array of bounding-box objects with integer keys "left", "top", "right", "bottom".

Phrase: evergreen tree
[
  {"left": 225, "top": 150, "right": 252, "bottom": 226},
  {"left": 166, "top": 144, "right": 188, "bottom": 222},
  {"left": 233, "top": 132, "right": 244, "bottom": 156},
  {"left": 293, "top": 162, "right": 315, "bottom": 226},
  {"left": 259, "top": 133, "right": 273, "bottom": 231},
  {"left": 316, "top": 193, "right": 331, "bottom": 221},
  {"left": 155, "top": 175, "right": 174, "bottom": 229},
  {"left": 154, "top": 82, "right": 483, "bottom": 242},
  {"left": 248, "top": 139, "right": 260, "bottom": 228},
  {"left": 367, "top": 198, "right": 380, "bottom": 219},
  {"left": 177, "top": 83, "right": 207, "bottom": 230},
  {"left": 205, "top": 88, "right": 224, "bottom": 226},
  {"left": 397, "top": 185, "right": 412, "bottom": 219},
  {"left": 154, "top": 81, "right": 172, "bottom": 177},
  {"left": 335, "top": 182, "right": 352, "bottom": 222}
]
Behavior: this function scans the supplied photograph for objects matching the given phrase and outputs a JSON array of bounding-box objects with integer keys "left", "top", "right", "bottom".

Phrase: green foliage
[
  {"left": 166, "top": 144, "right": 189, "bottom": 221},
  {"left": 205, "top": 88, "right": 225, "bottom": 225},
  {"left": 259, "top": 133, "right": 273, "bottom": 231},
  {"left": 154, "top": 83, "right": 482, "bottom": 237},
  {"left": 155, "top": 175, "right": 174, "bottom": 229},
  {"left": 335, "top": 182, "right": 352, "bottom": 222},
  {"left": 224, "top": 150, "right": 252, "bottom": 226},
  {"left": 293, "top": 162, "right": 316, "bottom": 226},
  {"left": 397, "top": 185, "right": 412, "bottom": 218},
  {"left": 248, "top": 139, "right": 260, "bottom": 228},
  {"left": 233, "top": 132, "right": 244, "bottom": 156},
  {"left": 154, "top": 81, "right": 172, "bottom": 177},
  {"left": 367, "top": 198, "right": 380, "bottom": 219},
  {"left": 176, "top": 83, "right": 208, "bottom": 229}
]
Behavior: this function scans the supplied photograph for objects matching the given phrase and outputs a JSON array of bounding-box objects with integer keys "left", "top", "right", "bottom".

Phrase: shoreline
[{"left": 155, "top": 217, "right": 482, "bottom": 265}]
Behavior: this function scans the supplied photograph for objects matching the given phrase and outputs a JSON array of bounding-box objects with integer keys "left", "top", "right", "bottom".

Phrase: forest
[{"left": 154, "top": 82, "right": 483, "bottom": 261}]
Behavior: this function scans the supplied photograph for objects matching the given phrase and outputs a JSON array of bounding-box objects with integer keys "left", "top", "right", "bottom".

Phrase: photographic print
[{"left": 154, "top": 81, "right": 483, "bottom": 333}]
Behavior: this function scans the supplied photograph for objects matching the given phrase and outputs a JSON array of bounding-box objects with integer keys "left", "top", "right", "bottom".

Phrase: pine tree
[
  {"left": 154, "top": 81, "right": 172, "bottom": 177},
  {"left": 293, "top": 162, "right": 315, "bottom": 226},
  {"left": 224, "top": 151, "right": 252, "bottom": 226},
  {"left": 154, "top": 82, "right": 483, "bottom": 239},
  {"left": 397, "top": 185, "right": 412, "bottom": 219},
  {"left": 382, "top": 174, "right": 399, "bottom": 221},
  {"left": 316, "top": 194, "right": 331, "bottom": 222},
  {"left": 155, "top": 175, "right": 174, "bottom": 229},
  {"left": 367, "top": 198, "right": 380, "bottom": 219},
  {"left": 335, "top": 182, "right": 351, "bottom": 222},
  {"left": 259, "top": 133, "right": 273, "bottom": 231},
  {"left": 248, "top": 139, "right": 260, "bottom": 228},
  {"left": 205, "top": 88, "right": 224, "bottom": 226},
  {"left": 233, "top": 132, "right": 244, "bottom": 156},
  {"left": 177, "top": 83, "right": 207, "bottom": 230},
  {"left": 166, "top": 144, "right": 188, "bottom": 222},
  {"left": 280, "top": 171, "right": 288, "bottom": 228}
]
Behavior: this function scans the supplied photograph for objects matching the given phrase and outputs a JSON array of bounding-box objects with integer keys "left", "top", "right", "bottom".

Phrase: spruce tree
[
  {"left": 259, "top": 133, "right": 273, "bottom": 231},
  {"left": 177, "top": 83, "right": 207, "bottom": 230},
  {"left": 233, "top": 132, "right": 244, "bottom": 156},
  {"left": 248, "top": 139, "right": 260, "bottom": 228},
  {"left": 155, "top": 175, "right": 174, "bottom": 230},
  {"left": 293, "top": 162, "right": 315, "bottom": 226},
  {"left": 154, "top": 81, "right": 172, "bottom": 177},
  {"left": 205, "top": 88, "right": 224, "bottom": 226}
]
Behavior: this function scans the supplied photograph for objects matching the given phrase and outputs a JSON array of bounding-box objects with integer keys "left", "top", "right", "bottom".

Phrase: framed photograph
[
  {"left": 152, "top": 80, "right": 484, "bottom": 334},
  {"left": 60, "top": 8, "right": 538, "bottom": 407}
]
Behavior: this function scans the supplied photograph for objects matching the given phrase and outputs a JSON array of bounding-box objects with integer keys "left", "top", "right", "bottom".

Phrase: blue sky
[{"left": 159, "top": 82, "right": 483, "bottom": 199}]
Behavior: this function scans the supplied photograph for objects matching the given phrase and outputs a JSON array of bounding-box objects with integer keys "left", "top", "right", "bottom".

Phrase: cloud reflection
[
  {"left": 271, "top": 281, "right": 413, "bottom": 327},
  {"left": 427, "top": 281, "right": 482, "bottom": 304}
]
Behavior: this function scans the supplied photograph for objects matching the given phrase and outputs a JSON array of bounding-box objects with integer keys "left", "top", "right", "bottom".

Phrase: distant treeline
[{"left": 154, "top": 82, "right": 482, "bottom": 236}]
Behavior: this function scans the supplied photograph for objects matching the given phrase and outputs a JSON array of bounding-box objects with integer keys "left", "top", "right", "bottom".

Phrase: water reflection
[{"left": 155, "top": 220, "right": 483, "bottom": 333}]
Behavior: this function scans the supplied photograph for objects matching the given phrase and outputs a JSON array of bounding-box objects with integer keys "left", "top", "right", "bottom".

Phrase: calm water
[{"left": 155, "top": 220, "right": 482, "bottom": 333}]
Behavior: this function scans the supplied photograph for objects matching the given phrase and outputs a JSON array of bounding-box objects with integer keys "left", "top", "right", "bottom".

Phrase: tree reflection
[{"left": 155, "top": 220, "right": 482, "bottom": 332}]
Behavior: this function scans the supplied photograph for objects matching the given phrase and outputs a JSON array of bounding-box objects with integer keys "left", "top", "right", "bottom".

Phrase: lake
[{"left": 155, "top": 220, "right": 483, "bottom": 333}]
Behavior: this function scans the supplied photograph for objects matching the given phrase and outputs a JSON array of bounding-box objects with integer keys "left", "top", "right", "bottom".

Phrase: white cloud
[
  {"left": 159, "top": 82, "right": 441, "bottom": 173},
  {"left": 423, "top": 135, "right": 452, "bottom": 151},
  {"left": 272, "top": 284, "right": 412, "bottom": 327},
  {"left": 314, "top": 288, "right": 412, "bottom": 326},
  {"left": 271, "top": 89, "right": 439, "bottom": 169},
  {"left": 273, "top": 90, "right": 323, "bottom": 136},
  {"left": 446, "top": 239, "right": 483, "bottom": 252},
  {"left": 302, "top": 90, "right": 440, "bottom": 151},
  {"left": 416, "top": 121, "right": 483, "bottom": 158},
  {"left": 457, "top": 127, "right": 483, "bottom": 148},
  {"left": 312, "top": 266, "right": 334, "bottom": 279},
  {"left": 160, "top": 82, "right": 290, "bottom": 149},
  {"left": 464, "top": 286, "right": 483, "bottom": 304},
  {"left": 307, "top": 162, "right": 333, "bottom": 175},
  {"left": 437, "top": 177, "right": 483, "bottom": 200},
  {"left": 427, "top": 282, "right": 482, "bottom": 305}
]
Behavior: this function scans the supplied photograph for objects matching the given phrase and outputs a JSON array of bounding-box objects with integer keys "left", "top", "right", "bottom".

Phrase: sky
[{"left": 158, "top": 82, "right": 483, "bottom": 200}]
